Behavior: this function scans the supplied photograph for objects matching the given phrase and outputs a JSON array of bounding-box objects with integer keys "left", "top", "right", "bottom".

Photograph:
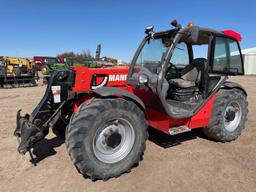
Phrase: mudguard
[
  {"left": 222, "top": 81, "right": 247, "bottom": 96},
  {"left": 92, "top": 87, "right": 145, "bottom": 109}
]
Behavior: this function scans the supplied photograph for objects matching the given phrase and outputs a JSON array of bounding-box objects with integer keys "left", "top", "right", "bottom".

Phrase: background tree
[{"left": 57, "top": 50, "right": 93, "bottom": 63}]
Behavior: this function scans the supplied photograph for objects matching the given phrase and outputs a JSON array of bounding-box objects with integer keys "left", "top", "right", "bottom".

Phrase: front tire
[
  {"left": 52, "top": 115, "right": 69, "bottom": 138},
  {"left": 66, "top": 98, "right": 148, "bottom": 180},
  {"left": 203, "top": 88, "right": 248, "bottom": 142}
]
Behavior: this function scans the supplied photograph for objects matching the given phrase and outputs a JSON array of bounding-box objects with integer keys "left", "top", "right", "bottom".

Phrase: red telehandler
[{"left": 15, "top": 20, "right": 248, "bottom": 181}]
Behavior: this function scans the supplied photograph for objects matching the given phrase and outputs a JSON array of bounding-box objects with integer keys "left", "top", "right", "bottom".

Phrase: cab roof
[{"left": 153, "top": 27, "right": 242, "bottom": 44}]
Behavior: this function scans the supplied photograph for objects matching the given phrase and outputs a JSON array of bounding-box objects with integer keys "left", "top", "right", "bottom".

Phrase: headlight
[{"left": 139, "top": 74, "right": 148, "bottom": 84}]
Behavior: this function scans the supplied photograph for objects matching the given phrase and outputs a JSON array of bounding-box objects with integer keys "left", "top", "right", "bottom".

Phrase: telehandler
[{"left": 15, "top": 20, "right": 248, "bottom": 180}]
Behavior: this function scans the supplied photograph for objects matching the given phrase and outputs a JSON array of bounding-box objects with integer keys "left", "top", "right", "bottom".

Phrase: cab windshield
[
  {"left": 45, "top": 58, "right": 59, "bottom": 64},
  {"left": 134, "top": 38, "right": 169, "bottom": 74}
]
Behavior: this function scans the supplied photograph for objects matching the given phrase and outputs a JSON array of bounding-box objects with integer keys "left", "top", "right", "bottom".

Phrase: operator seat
[
  {"left": 169, "top": 58, "right": 206, "bottom": 88},
  {"left": 168, "top": 58, "right": 206, "bottom": 101}
]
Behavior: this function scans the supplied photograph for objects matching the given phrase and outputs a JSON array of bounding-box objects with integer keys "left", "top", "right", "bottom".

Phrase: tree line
[{"left": 57, "top": 51, "right": 117, "bottom": 64}]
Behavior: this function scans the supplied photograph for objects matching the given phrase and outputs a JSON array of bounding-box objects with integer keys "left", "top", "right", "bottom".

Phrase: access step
[{"left": 169, "top": 125, "right": 191, "bottom": 135}]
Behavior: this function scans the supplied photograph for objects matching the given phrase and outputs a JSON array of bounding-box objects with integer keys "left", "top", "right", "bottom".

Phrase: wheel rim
[
  {"left": 42, "top": 68, "right": 46, "bottom": 74},
  {"left": 224, "top": 101, "right": 242, "bottom": 132},
  {"left": 93, "top": 118, "right": 135, "bottom": 164}
]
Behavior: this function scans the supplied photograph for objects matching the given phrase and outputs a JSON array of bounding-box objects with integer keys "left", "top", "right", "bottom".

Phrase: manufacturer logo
[
  {"left": 109, "top": 74, "right": 127, "bottom": 82},
  {"left": 90, "top": 74, "right": 127, "bottom": 90}
]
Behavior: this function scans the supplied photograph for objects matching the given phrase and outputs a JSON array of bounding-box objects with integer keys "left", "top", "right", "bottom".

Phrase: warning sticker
[{"left": 51, "top": 86, "right": 61, "bottom": 103}]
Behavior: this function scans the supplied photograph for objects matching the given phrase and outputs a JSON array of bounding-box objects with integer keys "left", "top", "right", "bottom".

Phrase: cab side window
[{"left": 212, "top": 37, "right": 243, "bottom": 74}]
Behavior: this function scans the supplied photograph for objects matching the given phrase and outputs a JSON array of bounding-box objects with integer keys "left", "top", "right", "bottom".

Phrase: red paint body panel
[
  {"left": 72, "top": 66, "right": 129, "bottom": 92},
  {"left": 144, "top": 94, "right": 216, "bottom": 133},
  {"left": 71, "top": 66, "right": 216, "bottom": 133},
  {"left": 222, "top": 30, "right": 242, "bottom": 42},
  {"left": 146, "top": 107, "right": 190, "bottom": 133},
  {"left": 188, "top": 94, "right": 216, "bottom": 128}
]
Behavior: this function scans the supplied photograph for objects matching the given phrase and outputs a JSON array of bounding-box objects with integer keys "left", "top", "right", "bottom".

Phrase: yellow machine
[
  {"left": 0, "top": 56, "right": 37, "bottom": 88},
  {"left": 5, "top": 57, "right": 34, "bottom": 76}
]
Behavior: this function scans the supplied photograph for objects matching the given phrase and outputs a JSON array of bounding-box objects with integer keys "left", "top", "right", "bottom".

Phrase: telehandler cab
[{"left": 15, "top": 20, "right": 248, "bottom": 180}]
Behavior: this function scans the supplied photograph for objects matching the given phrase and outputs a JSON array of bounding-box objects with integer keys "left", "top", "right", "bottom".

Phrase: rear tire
[
  {"left": 203, "top": 88, "right": 248, "bottom": 142},
  {"left": 41, "top": 65, "right": 50, "bottom": 75},
  {"left": 66, "top": 98, "right": 148, "bottom": 180}
]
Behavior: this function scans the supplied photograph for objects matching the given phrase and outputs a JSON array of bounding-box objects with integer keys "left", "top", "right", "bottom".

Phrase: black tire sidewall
[
  {"left": 52, "top": 117, "right": 68, "bottom": 138},
  {"left": 220, "top": 90, "right": 247, "bottom": 137},
  {"left": 80, "top": 107, "right": 144, "bottom": 175},
  {"left": 66, "top": 99, "right": 147, "bottom": 179},
  {"left": 204, "top": 89, "right": 248, "bottom": 142}
]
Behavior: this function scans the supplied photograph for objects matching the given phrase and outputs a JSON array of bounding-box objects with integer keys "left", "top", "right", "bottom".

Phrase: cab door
[{"left": 210, "top": 35, "right": 244, "bottom": 75}]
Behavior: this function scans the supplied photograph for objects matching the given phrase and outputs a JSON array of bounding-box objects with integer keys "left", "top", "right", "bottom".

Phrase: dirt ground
[{"left": 0, "top": 76, "right": 255, "bottom": 192}]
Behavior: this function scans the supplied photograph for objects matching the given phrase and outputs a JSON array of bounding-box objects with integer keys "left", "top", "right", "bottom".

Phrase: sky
[{"left": 0, "top": 0, "right": 255, "bottom": 62}]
